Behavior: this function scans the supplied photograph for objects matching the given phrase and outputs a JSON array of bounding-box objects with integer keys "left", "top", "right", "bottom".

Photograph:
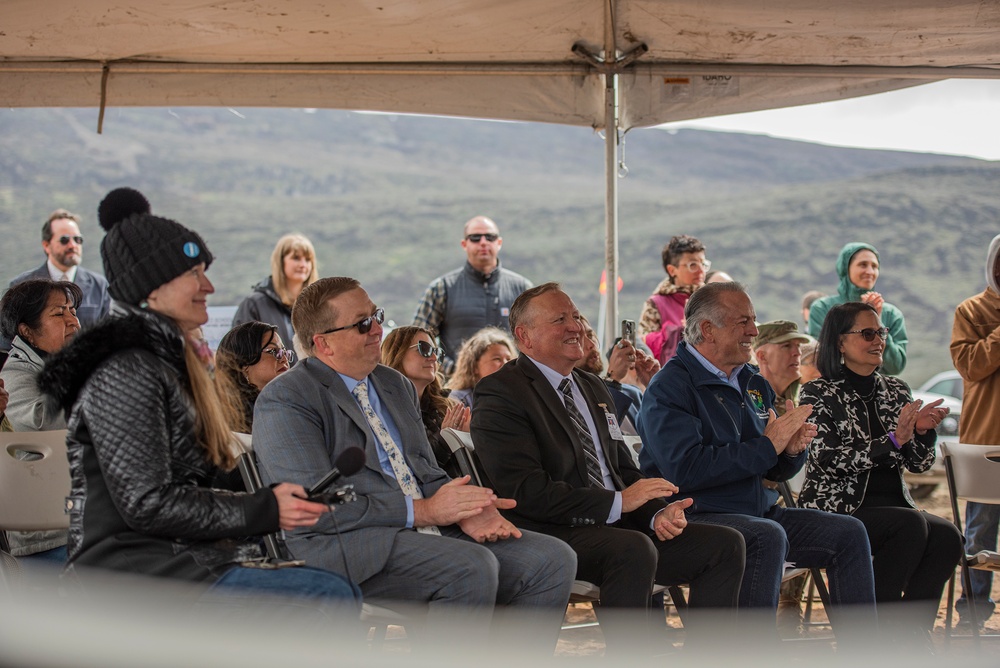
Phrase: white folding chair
[
  {"left": 940, "top": 441, "right": 1000, "bottom": 644},
  {"left": 0, "top": 430, "right": 71, "bottom": 592}
]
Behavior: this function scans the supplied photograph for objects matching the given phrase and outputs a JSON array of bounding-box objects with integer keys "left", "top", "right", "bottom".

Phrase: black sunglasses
[
  {"left": 322, "top": 307, "right": 384, "bottom": 335},
  {"left": 410, "top": 340, "right": 443, "bottom": 359},
  {"left": 466, "top": 233, "right": 499, "bottom": 243},
  {"left": 58, "top": 235, "right": 83, "bottom": 245},
  {"left": 846, "top": 327, "right": 888, "bottom": 342}
]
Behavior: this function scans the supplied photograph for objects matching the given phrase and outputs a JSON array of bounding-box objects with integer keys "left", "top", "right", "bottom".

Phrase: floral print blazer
[{"left": 797, "top": 374, "right": 936, "bottom": 515}]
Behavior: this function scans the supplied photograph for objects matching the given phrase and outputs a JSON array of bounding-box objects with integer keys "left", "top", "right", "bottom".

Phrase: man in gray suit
[
  {"left": 8, "top": 208, "right": 111, "bottom": 328},
  {"left": 253, "top": 276, "right": 576, "bottom": 653}
]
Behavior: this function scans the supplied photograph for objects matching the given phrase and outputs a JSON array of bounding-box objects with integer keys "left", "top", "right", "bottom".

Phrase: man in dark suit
[
  {"left": 471, "top": 282, "right": 745, "bottom": 653},
  {"left": 253, "top": 276, "right": 576, "bottom": 653},
  {"left": 8, "top": 209, "right": 111, "bottom": 328}
]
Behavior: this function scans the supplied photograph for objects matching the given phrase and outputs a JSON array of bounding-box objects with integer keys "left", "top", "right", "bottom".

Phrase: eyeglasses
[
  {"left": 322, "top": 307, "right": 385, "bottom": 335},
  {"left": 846, "top": 327, "right": 889, "bottom": 342},
  {"left": 466, "top": 233, "right": 499, "bottom": 243},
  {"left": 58, "top": 235, "right": 84, "bottom": 245},
  {"left": 261, "top": 346, "right": 295, "bottom": 364},
  {"left": 409, "top": 340, "right": 443, "bottom": 358},
  {"left": 679, "top": 260, "right": 711, "bottom": 273}
]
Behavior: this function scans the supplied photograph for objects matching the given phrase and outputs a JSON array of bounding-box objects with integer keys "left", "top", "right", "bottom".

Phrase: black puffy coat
[
  {"left": 232, "top": 277, "right": 295, "bottom": 354},
  {"left": 39, "top": 306, "right": 278, "bottom": 583}
]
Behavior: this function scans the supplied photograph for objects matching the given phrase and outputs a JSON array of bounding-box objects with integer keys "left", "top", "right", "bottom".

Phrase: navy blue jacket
[{"left": 637, "top": 341, "right": 805, "bottom": 516}]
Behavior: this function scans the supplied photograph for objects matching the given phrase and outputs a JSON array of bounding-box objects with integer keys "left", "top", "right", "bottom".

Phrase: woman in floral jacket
[{"left": 799, "top": 301, "right": 962, "bottom": 635}]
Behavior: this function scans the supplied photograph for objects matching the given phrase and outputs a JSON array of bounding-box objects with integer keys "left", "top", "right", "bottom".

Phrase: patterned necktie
[
  {"left": 352, "top": 381, "right": 440, "bottom": 535},
  {"left": 558, "top": 378, "right": 606, "bottom": 489}
]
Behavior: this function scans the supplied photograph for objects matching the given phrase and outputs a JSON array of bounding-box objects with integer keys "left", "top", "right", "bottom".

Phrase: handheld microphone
[{"left": 307, "top": 447, "right": 365, "bottom": 499}]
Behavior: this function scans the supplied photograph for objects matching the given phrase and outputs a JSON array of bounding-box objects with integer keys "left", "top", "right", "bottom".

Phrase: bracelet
[{"left": 888, "top": 432, "right": 902, "bottom": 449}]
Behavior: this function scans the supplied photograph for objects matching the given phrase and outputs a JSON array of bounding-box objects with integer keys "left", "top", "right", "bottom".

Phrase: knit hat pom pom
[{"left": 98, "top": 188, "right": 151, "bottom": 232}]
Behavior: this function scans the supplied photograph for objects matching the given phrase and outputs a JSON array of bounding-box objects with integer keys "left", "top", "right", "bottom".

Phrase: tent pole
[{"left": 602, "top": 70, "right": 620, "bottom": 349}]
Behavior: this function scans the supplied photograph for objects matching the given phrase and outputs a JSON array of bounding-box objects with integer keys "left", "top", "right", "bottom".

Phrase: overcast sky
[{"left": 662, "top": 79, "right": 1000, "bottom": 161}]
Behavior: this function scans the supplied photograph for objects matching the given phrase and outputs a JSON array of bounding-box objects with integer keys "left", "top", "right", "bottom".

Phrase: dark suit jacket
[
  {"left": 471, "top": 354, "right": 666, "bottom": 534},
  {"left": 252, "top": 359, "right": 451, "bottom": 583},
  {"left": 10, "top": 263, "right": 111, "bottom": 326}
]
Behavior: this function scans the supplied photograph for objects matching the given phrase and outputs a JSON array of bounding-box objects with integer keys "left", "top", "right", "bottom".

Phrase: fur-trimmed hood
[
  {"left": 650, "top": 276, "right": 699, "bottom": 297},
  {"left": 39, "top": 305, "right": 186, "bottom": 413}
]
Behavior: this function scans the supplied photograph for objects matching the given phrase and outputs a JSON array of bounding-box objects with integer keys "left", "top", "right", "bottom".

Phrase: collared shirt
[
  {"left": 688, "top": 343, "right": 744, "bottom": 392},
  {"left": 338, "top": 372, "right": 415, "bottom": 528},
  {"left": 47, "top": 260, "right": 76, "bottom": 283},
  {"left": 530, "top": 358, "right": 623, "bottom": 524}
]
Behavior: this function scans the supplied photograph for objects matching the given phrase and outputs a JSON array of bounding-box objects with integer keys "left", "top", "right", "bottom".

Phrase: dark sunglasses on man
[
  {"left": 846, "top": 327, "right": 889, "bottom": 342},
  {"left": 410, "top": 340, "right": 443, "bottom": 359},
  {"left": 58, "top": 235, "right": 84, "bottom": 245},
  {"left": 322, "top": 307, "right": 385, "bottom": 335},
  {"left": 465, "top": 233, "right": 499, "bottom": 243}
]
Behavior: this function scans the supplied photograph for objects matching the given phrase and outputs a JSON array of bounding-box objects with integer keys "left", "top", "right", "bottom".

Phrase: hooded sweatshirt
[
  {"left": 950, "top": 234, "right": 1000, "bottom": 444},
  {"left": 807, "top": 242, "right": 908, "bottom": 375}
]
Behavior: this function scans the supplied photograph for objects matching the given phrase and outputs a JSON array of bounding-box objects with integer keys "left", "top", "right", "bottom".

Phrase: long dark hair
[
  {"left": 816, "top": 302, "right": 879, "bottom": 379},
  {"left": 215, "top": 321, "right": 279, "bottom": 432}
]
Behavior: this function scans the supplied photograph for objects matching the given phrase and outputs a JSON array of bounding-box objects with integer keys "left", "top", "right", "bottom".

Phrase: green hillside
[{"left": 0, "top": 107, "right": 994, "bottom": 385}]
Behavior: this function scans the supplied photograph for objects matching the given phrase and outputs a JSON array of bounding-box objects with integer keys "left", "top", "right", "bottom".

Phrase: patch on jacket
[{"left": 746, "top": 388, "right": 767, "bottom": 418}]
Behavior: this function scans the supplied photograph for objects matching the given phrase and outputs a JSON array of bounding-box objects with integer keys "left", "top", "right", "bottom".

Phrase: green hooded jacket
[{"left": 807, "top": 242, "right": 908, "bottom": 375}]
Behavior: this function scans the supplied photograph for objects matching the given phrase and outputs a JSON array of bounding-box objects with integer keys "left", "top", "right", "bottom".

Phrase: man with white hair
[{"left": 751, "top": 320, "right": 814, "bottom": 416}]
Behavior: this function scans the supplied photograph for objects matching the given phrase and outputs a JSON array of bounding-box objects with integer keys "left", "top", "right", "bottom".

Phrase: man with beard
[{"left": 576, "top": 315, "right": 658, "bottom": 430}]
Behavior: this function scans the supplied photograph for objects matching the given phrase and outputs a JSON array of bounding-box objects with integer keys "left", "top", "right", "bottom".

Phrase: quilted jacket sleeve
[{"left": 79, "top": 350, "right": 277, "bottom": 540}]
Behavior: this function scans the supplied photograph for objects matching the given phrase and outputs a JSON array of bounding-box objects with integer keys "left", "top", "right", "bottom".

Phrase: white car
[{"left": 905, "top": 371, "right": 964, "bottom": 499}]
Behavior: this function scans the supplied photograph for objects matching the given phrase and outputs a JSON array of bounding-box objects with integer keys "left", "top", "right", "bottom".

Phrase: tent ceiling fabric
[{"left": 2, "top": 0, "right": 1000, "bottom": 128}]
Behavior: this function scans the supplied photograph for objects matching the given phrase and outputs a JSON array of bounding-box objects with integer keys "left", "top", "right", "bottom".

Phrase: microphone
[{"left": 307, "top": 447, "right": 365, "bottom": 499}]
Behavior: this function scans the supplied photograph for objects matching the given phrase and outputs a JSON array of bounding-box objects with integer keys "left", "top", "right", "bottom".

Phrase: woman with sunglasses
[
  {"left": 215, "top": 321, "right": 295, "bottom": 432},
  {"left": 381, "top": 326, "right": 470, "bottom": 477},
  {"left": 39, "top": 188, "right": 358, "bottom": 615},
  {"left": 807, "top": 242, "right": 908, "bottom": 375},
  {"left": 233, "top": 233, "right": 319, "bottom": 362},
  {"left": 798, "top": 302, "right": 961, "bottom": 637}
]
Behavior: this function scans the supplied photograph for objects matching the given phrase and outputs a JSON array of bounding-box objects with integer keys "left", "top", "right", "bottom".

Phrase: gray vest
[{"left": 439, "top": 261, "right": 531, "bottom": 361}]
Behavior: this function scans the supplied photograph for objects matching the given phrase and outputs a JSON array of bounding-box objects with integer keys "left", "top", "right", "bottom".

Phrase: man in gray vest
[{"left": 413, "top": 215, "right": 532, "bottom": 376}]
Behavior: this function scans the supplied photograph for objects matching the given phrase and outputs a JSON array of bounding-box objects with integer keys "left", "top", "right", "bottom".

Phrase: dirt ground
[{"left": 554, "top": 483, "right": 1000, "bottom": 657}]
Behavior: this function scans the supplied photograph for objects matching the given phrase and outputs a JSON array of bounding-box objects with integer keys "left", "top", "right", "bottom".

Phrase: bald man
[{"left": 413, "top": 216, "right": 532, "bottom": 376}]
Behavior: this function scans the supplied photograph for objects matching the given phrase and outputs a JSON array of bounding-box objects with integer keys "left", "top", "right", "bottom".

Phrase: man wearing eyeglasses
[
  {"left": 637, "top": 281, "right": 877, "bottom": 642},
  {"left": 7, "top": 209, "right": 111, "bottom": 342},
  {"left": 413, "top": 215, "right": 532, "bottom": 377},
  {"left": 253, "top": 277, "right": 576, "bottom": 653}
]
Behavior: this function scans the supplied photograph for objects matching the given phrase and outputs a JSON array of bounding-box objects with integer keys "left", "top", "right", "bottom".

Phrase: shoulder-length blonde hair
[
  {"left": 445, "top": 327, "right": 517, "bottom": 392},
  {"left": 270, "top": 233, "right": 319, "bottom": 306},
  {"left": 382, "top": 326, "right": 451, "bottom": 420}
]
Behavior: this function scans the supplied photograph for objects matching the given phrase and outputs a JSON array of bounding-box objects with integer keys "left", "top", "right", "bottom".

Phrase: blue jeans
[
  {"left": 957, "top": 501, "right": 1000, "bottom": 621},
  {"left": 202, "top": 565, "right": 362, "bottom": 624},
  {"left": 689, "top": 505, "right": 876, "bottom": 632}
]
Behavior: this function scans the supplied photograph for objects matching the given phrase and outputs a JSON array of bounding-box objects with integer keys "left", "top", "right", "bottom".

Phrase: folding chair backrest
[
  {"left": 940, "top": 441, "right": 1000, "bottom": 505},
  {"left": 440, "top": 428, "right": 483, "bottom": 486},
  {"left": 0, "top": 430, "right": 71, "bottom": 532},
  {"left": 230, "top": 432, "right": 286, "bottom": 561}
]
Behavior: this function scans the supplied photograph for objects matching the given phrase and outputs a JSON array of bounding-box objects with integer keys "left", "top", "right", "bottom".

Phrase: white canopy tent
[{"left": 3, "top": 0, "right": 999, "bottom": 339}]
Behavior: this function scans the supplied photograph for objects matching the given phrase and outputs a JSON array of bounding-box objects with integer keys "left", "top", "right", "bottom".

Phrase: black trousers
[
  {"left": 542, "top": 521, "right": 745, "bottom": 651},
  {"left": 853, "top": 506, "right": 964, "bottom": 629}
]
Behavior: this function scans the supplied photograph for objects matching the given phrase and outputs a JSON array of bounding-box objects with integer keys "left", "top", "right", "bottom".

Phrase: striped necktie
[
  {"left": 352, "top": 381, "right": 440, "bottom": 535},
  {"left": 558, "top": 378, "right": 606, "bottom": 489}
]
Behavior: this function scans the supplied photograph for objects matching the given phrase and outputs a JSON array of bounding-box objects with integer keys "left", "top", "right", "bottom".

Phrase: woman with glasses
[
  {"left": 382, "top": 326, "right": 470, "bottom": 477},
  {"left": 215, "top": 321, "right": 295, "bottom": 432},
  {"left": 638, "top": 234, "right": 709, "bottom": 365},
  {"left": 799, "top": 302, "right": 961, "bottom": 637},
  {"left": 444, "top": 327, "right": 516, "bottom": 409},
  {"left": 808, "top": 242, "right": 908, "bottom": 375},
  {"left": 233, "top": 233, "right": 318, "bottom": 362},
  {"left": 38, "top": 188, "right": 358, "bottom": 615}
]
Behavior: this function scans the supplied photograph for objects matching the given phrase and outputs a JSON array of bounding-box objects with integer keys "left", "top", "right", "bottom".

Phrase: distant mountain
[{"left": 0, "top": 107, "right": 993, "bottom": 384}]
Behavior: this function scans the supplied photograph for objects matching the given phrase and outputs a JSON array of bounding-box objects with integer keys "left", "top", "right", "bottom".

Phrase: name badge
[
  {"left": 599, "top": 403, "right": 624, "bottom": 441},
  {"left": 500, "top": 307, "right": 510, "bottom": 317}
]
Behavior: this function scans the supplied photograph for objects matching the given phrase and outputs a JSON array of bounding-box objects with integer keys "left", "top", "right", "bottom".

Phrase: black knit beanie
[{"left": 97, "top": 188, "right": 214, "bottom": 305}]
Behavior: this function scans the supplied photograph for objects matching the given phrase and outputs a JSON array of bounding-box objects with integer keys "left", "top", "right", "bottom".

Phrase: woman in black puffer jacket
[{"left": 40, "top": 188, "right": 358, "bottom": 615}]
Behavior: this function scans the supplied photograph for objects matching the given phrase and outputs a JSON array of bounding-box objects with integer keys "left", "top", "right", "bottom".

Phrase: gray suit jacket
[
  {"left": 10, "top": 263, "right": 111, "bottom": 327},
  {"left": 253, "top": 358, "right": 451, "bottom": 583}
]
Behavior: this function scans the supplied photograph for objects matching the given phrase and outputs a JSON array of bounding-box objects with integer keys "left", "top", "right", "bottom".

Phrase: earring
[
  {"left": 839, "top": 353, "right": 845, "bottom": 365},
  {"left": 139, "top": 300, "right": 149, "bottom": 309}
]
